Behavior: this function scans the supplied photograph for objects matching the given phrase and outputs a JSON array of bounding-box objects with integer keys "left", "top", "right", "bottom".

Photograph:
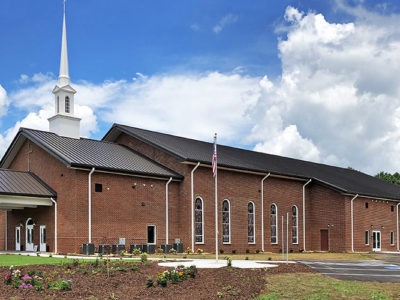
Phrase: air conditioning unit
[{"left": 82, "top": 243, "right": 95, "bottom": 255}]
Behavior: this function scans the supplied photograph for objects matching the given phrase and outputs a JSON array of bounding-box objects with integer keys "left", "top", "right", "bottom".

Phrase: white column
[{"left": 51, "top": 198, "right": 57, "bottom": 253}]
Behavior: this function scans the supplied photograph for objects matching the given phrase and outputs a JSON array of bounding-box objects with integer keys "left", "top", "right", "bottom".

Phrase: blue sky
[{"left": 1, "top": 0, "right": 400, "bottom": 174}]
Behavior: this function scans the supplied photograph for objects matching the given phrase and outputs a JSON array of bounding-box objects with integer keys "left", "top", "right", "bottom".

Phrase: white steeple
[
  {"left": 58, "top": 0, "right": 70, "bottom": 87},
  {"left": 48, "top": 0, "right": 81, "bottom": 139}
]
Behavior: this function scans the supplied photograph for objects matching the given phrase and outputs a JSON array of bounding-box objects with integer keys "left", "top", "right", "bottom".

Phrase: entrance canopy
[{"left": 0, "top": 169, "right": 56, "bottom": 210}]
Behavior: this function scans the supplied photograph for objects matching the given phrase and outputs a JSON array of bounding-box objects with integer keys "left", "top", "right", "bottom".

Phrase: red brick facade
[{"left": 1, "top": 133, "right": 399, "bottom": 254}]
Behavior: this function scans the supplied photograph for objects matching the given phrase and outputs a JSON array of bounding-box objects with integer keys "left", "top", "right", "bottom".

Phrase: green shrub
[
  {"left": 47, "top": 278, "right": 72, "bottom": 291},
  {"left": 140, "top": 252, "right": 148, "bottom": 263},
  {"left": 146, "top": 278, "right": 154, "bottom": 288},
  {"left": 219, "top": 249, "right": 224, "bottom": 254},
  {"left": 246, "top": 249, "right": 250, "bottom": 254},
  {"left": 255, "top": 249, "right": 260, "bottom": 254}
]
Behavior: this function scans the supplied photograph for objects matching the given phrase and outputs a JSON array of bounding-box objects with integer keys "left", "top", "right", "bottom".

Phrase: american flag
[{"left": 212, "top": 133, "right": 217, "bottom": 177}]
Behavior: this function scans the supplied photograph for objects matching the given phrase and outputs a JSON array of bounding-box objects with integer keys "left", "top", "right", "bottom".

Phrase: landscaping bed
[{"left": 0, "top": 259, "right": 314, "bottom": 299}]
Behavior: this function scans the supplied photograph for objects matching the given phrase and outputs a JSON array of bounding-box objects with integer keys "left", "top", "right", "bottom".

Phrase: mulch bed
[{"left": 0, "top": 260, "right": 314, "bottom": 299}]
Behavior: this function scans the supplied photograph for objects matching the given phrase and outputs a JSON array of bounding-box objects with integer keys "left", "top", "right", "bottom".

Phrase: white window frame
[
  {"left": 222, "top": 199, "right": 231, "bottom": 244},
  {"left": 248, "top": 201, "right": 256, "bottom": 244},
  {"left": 292, "top": 205, "right": 298, "bottom": 245},
  {"left": 147, "top": 224, "right": 156, "bottom": 245},
  {"left": 195, "top": 196, "right": 204, "bottom": 244},
  {"left": 391, "top": 231, "right": 395, "bottom": 246},
  {"left": 365, "top": 230, "right": 370, "bottom": 245},
  {"left": 271, "top": 203, "right": 278, "bottom": 244}
]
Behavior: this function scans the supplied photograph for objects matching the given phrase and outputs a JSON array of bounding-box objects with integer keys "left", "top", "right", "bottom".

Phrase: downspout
[
  {"left": 165, "top": 177, "right": 172, "bottom": 245},
  {"left": 88, "top": 167, "right": 95, "bottom": 243},
  {"left": 4, "top": 211, "right": 7, "bottom": 251},
  {"left": 261, "top": 173, "right": 270, "bottom": 252},
  {"left": 51, "top": 198, "right": 57, "bottom": 254},
  {"left": 351, "top": 194, "right": 359, "bottom": 253},
  {"left": 302, "top": 179, "right": 312, "bottom": 252},
  {"left": 191, "top": 162, "right": 201, "bottom": 252},
  {"left": 397, "top": 203, "right": 400, "bottom": 251}
]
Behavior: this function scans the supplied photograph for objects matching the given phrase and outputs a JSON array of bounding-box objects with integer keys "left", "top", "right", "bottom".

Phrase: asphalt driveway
[{"left": 299, "top": 259, "right": 400, "bottom": 282}]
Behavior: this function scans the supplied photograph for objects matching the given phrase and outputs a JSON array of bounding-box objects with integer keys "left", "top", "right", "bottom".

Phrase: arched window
[
  {"left": 222, "top": 199, "right": 231, "bottom": 243},
  {"left": 270, "top": 204, "right": 278, "bottom": 244},
  {"left": 195, "top": 197, "right": 204, "bottom": 243},
  {"left": 65, "top": 96, "right": 70, "bottom": 113},
  {"left": 292, "top": 206, "right": 298, "bottom": 244},
  {"left": 248, "top": 202, "right": 255, "bottom": 244},
  {"left": 56, "top": 96, "right": 59, "bottom": 113}
]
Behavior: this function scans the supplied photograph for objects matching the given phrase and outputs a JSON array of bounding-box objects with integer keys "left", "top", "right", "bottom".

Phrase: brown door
[{"left": 320, "top": 229, "right": 329, "bottom": 251}]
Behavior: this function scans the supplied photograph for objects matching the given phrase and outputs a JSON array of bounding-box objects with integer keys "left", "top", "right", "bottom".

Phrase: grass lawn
[
  {"left": 258, "top": 273, "right": 400, "bottom": 300},
  {"left": 146, "top": 252, "right": 373, "bottom": 261},
  {"left": 0, "top": 255, "right": 76, "bottom": 266}
]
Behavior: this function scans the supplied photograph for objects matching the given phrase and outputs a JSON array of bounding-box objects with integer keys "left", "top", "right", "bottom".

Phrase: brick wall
[
  {"left": 2, "top": 133, "right": 399, "bottom": 254},
  {"left": 6, "top": 139, "right": 181, "bottom": 253}
]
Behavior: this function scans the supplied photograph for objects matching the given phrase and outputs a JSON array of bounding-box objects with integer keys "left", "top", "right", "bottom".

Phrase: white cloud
[
  {"left": 248, "top": 5, "right": 400, "bottom": 174},
  {"left": 213, "top": 14, "right": 238, "bottom": 34},
  {"left": 0, "top": 85, "right": 8, "bottom": 117}
]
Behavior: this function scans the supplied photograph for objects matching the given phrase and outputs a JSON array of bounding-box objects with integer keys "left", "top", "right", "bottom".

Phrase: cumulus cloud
[
  {"left": 0, "top": 85, "right": 8, "bottom": 117},
  {"left": 248, "top": 5, "right": 400, "bottom": 173},
  {"left": 213, "top": 14, "right": 238, "bottom": 34}
]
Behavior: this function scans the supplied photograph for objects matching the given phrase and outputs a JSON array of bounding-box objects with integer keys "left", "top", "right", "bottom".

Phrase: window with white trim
[
  {"left": 365, "top": 230, "right": 369, "bottom": 245},
  {"left": 292, "top": 206, "right": 298, "bottom": 244},
  {"left": 248, "top": 202, "right": 255, "bottom": 244},
  {"left": 391, "top": 231, "right": 395, "bottom": 246},
  {"left": 270, "top": 204, "right": 278, "bottom": 244},
  {"left": 222, "top": 200, "right": 231, "bottom": 243},
  {"left": 195, "top": 197, "right": 204, "bottom": 243}
]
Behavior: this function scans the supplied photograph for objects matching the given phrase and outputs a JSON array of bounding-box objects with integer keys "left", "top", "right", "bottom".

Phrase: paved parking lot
[{"left": 299, "top": 260, "right": 400, "bottom": 282}]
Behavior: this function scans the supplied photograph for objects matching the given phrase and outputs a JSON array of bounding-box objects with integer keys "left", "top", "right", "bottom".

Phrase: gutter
[
  {"left": 165, "top": 177, "right": 172, "bottom": 244},
  {"left": 397, "top": 203, "right": 400, "bottom": 251},
  {"left": 191, "top": 162, "right": 201, "bottom": 252},
  {"left": 51, "top": 198, "right": 57, "bottom": 253},
  {"left": 303, "top": 179, "right": 312, "bottom": 251},
  {"left": 261, "top": 173, "right": 271, "bottom": 252},
  {"left": 88, "top": 167, "right": 95, "bottom": 243},
  {"left": 351, "top": 194, "right": 359, "bottom": 252}
]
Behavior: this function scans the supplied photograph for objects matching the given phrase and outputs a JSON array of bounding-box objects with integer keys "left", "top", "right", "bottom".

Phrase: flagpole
[{"left": 214, "top": 133, "right": 218, "bottom": 262}]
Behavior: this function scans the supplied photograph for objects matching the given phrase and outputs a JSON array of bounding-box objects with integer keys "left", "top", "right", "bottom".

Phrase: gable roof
[
  {"left": 0, "top": 128, "right": 182, "bottom": 180},
  {"left": 103, "top": 124, "right": 400, "bottom": 201},
  {"left": 0, "top": 169, "right": 56, "bottom": 198}
]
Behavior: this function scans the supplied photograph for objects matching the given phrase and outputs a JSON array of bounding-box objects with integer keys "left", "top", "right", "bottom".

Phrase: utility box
[{"left": 82, "top": 243, "right": 95, "bottom": 255}]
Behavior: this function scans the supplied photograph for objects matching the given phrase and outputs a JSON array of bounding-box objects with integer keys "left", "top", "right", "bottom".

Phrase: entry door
[
  {"left": 147, "top": 225, "right": 156, "bottom": 244},
  {"left": 320, "top": 229, "right": 329, "bottom": 251},
  {"left": 26, "top": 224, "right": 34, "bottom": 251},
  {"left": 15, "top": 227, "right": 21, "bottom": 251},
  {"left": 40, "top": 226, "right": 46, "bottom": 252},
  {"left": 372, "top": 231, "right": 381, "bottom": 251}
]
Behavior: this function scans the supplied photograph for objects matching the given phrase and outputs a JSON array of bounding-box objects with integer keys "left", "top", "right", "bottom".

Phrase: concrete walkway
[
  {"left": 0, "top": 252, "right": 290, "bottom": 269},
  {"left": 158, "top": 259, "right": 281, "bottom": 269}
]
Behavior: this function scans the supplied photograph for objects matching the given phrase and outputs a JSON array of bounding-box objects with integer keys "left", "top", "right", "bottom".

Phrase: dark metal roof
[
  {"left": 103, "top": 124, "right": 400, "bottom": 201},
  {"left": 0, "top": 169, "right": 56, "bottom": 198},
  {"left": 0, "top": 128, "right": 182, "bottom": 180}
]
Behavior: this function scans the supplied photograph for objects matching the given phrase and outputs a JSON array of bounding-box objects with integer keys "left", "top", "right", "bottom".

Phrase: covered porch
[{"left": 0, "top": 169, "right": 57, "bottom": 252}]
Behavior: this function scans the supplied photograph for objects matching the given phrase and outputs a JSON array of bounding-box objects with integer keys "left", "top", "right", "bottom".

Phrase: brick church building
[{"left": 0, "top": 5, "right": 399, "bottom": 255}]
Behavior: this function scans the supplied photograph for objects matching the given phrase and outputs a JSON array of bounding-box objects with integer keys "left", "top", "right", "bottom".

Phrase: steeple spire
[
  {"left": 58, "top": 0, "right": 70, "bottom": 87},
  {"left": 49, "top": 0, "right": 81, "bottom": 139}
]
